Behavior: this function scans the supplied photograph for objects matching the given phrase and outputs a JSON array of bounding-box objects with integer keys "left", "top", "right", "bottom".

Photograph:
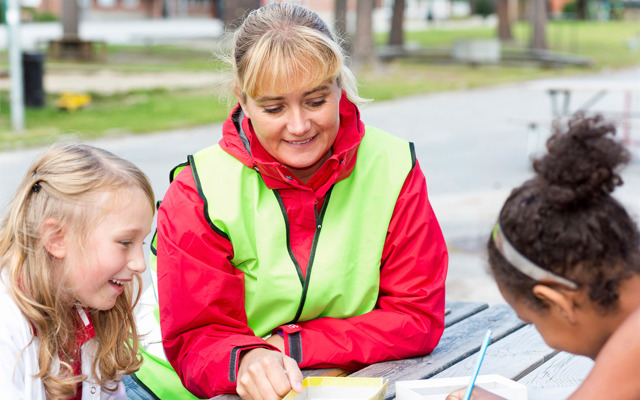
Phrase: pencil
[{"left": 462, "top": 329, "right": 492, "bottom": 400}]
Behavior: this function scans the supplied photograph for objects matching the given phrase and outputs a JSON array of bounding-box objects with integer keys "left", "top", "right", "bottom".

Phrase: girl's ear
[
  {"left": 532, "top": 284, "right": 577, "bottom": 324},
  {"left": 40, "top": 218, "right": 67, "bottom": 259}
]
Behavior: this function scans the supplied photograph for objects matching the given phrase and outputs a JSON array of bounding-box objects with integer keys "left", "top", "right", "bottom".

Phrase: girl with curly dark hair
[{"left": 448, "top": 114, "right": 640, "bottom": 400}]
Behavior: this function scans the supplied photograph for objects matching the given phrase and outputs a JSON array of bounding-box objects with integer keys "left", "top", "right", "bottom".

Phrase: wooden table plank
[
  {"left": 444, "top": 301, "right": 488, "bottom": 327},
  {"left": 519, "top": 351, "right": 593, "bottom": 398},
  {"left": 215, "top": 305, "right": 591, "bottom": 400},
  {"left": 213, "top": 302, "right": 488, "bottom": 399},
  {"left": 349, "top": 304, "right": 525, "bottom": 399},
  {"left": 432, "top": 324, "right": 558, "bottom": 381}
]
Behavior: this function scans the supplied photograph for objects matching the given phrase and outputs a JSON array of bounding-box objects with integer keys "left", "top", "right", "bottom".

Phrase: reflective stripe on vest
[
  {"left": 134, "top": 162, "right": 198, "bottom": 400},
  {"left": 192, "top": 126, "right": 413, "bottom": 337}
]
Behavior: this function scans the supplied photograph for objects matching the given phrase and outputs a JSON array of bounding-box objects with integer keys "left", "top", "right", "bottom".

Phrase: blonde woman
[
  {"left": 0, "top": 143, "right": 154, "bottom": 399},
  {"left": 132, "top": 3, "right": 448, "bottom": 399}
]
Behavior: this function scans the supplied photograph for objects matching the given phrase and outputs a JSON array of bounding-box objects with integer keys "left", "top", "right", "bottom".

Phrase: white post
[{"left": 6, "top": 0, "right": 25, "bottom": 133}]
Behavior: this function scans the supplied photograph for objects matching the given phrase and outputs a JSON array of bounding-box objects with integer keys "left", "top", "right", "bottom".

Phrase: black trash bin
[{"left": 22, "top": 51, "right": 46, "bottom": 108}]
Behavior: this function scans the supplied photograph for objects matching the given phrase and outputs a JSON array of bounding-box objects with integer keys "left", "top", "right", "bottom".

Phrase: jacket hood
[{"left": 219, "top": 92, "right": 365, "bottom": 191}]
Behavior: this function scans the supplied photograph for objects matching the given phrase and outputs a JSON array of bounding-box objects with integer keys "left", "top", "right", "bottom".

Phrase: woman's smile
[{"left": 284, "top": 134, "right": 317, "bottom": 146}]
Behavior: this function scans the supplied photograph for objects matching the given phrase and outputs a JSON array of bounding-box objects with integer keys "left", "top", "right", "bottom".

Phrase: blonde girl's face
[
  {"left": 64, "top": 189, "right": 152, "bottom": 311},
  {"left": 240, "top": 79, "right": 342, "bottom": 182}
]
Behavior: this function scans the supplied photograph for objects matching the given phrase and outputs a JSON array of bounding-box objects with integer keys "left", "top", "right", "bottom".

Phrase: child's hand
[
  {"left": 446, "top": 386, "right": 507, "bottom": 400},
  {"left": 236, "top": 348, "right": 303, "bottom": 400}
]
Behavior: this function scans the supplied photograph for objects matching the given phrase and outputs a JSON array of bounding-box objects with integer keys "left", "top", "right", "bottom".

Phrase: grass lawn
[
  {"left": 0, "top": 88, "right": 232, "bottom": 149},
  {"left": 0, "top": 20, "right": 638, "bottom": 150}
]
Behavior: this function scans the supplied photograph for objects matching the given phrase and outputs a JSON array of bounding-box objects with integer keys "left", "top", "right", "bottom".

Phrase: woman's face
[{"left": 240, "top": 79, "right": 342, "bottom": 182}]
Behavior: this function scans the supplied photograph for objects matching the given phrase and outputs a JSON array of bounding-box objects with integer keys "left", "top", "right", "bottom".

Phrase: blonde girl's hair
[
  {"left": 229, "top": 2, "right": 367, "bottom": 103},
  {"left": 0, "top": 143, "right": 155, "bottom": 399}
]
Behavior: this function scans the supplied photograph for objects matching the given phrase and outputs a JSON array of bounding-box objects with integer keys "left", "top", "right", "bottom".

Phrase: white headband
[{"left": 492, "top": 222, "right": 578, "bottom": 289}]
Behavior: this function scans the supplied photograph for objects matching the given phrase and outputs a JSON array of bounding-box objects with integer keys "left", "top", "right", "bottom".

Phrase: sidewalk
[
  {"left": 1, "top": 65, "right": 639, "bottom": 305},
  {"left": 0, "top": 69, "right": 226, "bottom": 95}
]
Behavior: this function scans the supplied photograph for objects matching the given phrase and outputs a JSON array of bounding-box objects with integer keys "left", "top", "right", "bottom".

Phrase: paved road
[{"left": 2, "top": 66, "right": 639, "bottom": 304}]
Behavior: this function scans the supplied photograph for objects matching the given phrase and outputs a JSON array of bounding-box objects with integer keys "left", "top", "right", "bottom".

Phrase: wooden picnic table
[
  {"left": 526, "top": 79, "right": 640, "bottom": 118},
  {"left": 526, "top": 79, "right": 640, "bottom": 144},
  {"left": 213, "top": 301, "right": 593, "bottom": 400}
]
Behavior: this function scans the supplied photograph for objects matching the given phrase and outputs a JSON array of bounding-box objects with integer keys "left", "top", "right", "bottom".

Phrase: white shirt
[{"left": 0, "top": 273, "right": 126, "bottom": 400}]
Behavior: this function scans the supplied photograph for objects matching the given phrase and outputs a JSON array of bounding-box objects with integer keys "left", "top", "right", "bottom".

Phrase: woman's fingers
[
  {"left": 238, "top": 361, "right": 267, "bottom": 400},
  {"left": 282, "top": 356, "right": 304, "bottom": 393},
  {"left": 237, "top": 348, "right": 300, "bottom": 400},
  {"left": 263, "top": 361, "right": 294, "bottom": 397},
  {"left": 237, "top": 348, "right": 270, "bottom": 400}
]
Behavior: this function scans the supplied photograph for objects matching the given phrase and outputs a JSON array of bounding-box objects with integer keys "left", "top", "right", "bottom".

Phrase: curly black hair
[{"left": 488, "top": 114, "right": 640, "bottom": 313}]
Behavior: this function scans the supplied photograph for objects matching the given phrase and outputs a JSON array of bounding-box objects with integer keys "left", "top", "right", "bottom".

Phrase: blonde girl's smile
[
  {"left": 107, "top": 278, "right": 128, "bottom": 293},
  {"left": 109, "top": 278, "right": 126, "bottom": 287}
]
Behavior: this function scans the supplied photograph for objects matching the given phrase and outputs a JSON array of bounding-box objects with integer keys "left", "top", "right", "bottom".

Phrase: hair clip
[
  {"left": 492, "top": 221, "right": 578, "bottom": 289},
  {"left": 32, "top": 182, "right": 41, "bottom": 193}
]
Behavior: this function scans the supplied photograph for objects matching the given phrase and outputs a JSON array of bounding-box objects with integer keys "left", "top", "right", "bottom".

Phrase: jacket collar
[{"left": 219, "top": 92, "right": 365, "bottom": 194}]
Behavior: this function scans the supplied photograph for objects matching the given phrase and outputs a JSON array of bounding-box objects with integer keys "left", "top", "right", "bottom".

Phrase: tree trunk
[
  {"left": 354, "top": 0, "right": 376, "bottom": 67},
  {"left": 62, "top": 0, "right": 80, "bottom": 40},
  {"left": 576, "top": 0, "right": 588, "bottom": 19},
  {"left": 334, "top": 0, "right": 352, "bottom": 55},
  {"left": 334, "top": 0, "right": 347, "bottom": 37},
  {"left": 530, "top": 0, "right": 547, "bottom": 50},
  {"left": 210, "top": 0, "right": 220, "bottom": 18},
  {"left": 469, "top": 0, "right": 478, "bottom": 14},
  {"left": 223, "top": 0, "right": 260, "bottom": 30},
  {"left": 388, "top": 0, "right": 405, "bottom": 48},
  {"left": 496, "top": 0, "right": 513, "bottom": 41}
]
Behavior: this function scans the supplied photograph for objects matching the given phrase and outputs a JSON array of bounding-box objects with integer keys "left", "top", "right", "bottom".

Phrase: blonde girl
[{"left": 0, "top": 143, "right": 155, "bottom": 399}]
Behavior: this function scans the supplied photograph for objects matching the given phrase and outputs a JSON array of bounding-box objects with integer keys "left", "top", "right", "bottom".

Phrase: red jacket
[{"left": 156, "top": 94, "right": 448, "bottom": 398}]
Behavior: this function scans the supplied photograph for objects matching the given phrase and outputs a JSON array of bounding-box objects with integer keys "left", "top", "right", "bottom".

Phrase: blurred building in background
[
  {"left": 20, "top": 0, "right": 388, "bottom": 20},
  {"left": 22, "top": 0, "right": 220, "bottom": 19},
  {"left": 19, "top": 0, "right": 637, "bottom": 23}
]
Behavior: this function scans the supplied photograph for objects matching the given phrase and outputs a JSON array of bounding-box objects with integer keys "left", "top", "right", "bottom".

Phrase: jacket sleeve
[
  {"left": 156, "top": 166, "right": 277, "bottom": 398},
  {"left": 0, "top": 292, "right": 29, "bottom": 399},
  {"left": 281, "top": 160, "right": 448, "bottom": 369}
]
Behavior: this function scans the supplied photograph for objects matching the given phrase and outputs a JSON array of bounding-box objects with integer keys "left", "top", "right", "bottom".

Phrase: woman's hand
[
  {"left": 446, "top": 386, "right": 507, "bottom": 400},
  {"left": 236, "top": 347, "right": 303, "bottom": 400}
]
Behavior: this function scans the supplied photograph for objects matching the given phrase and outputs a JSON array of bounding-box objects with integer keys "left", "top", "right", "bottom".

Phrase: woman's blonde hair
[
  {"left": 229, "top": 2, "right": 366, "bottom": 103},
  {"left": 0, "top": 143, "right": 154, "bottom": 399}
]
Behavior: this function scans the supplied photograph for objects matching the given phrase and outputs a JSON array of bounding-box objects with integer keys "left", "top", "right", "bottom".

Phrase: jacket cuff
[{"left": 279, "top": 324, "right": 303, "bottom": 364}]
